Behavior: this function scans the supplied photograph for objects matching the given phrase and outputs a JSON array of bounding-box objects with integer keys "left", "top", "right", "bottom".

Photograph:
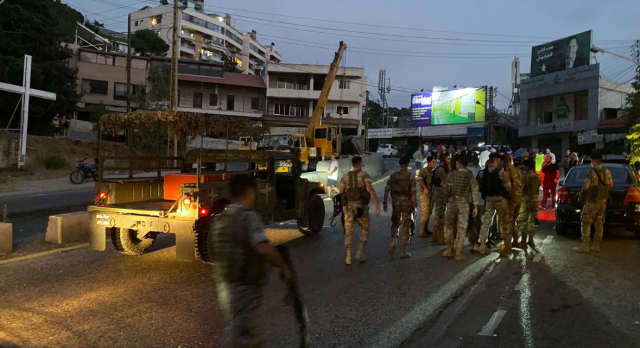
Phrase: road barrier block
[
  {"left": 0, "top": 222, "right": 12, "bottom": 254},
  {"left": 45, "top": 212, "right": 90, "bottom": 244}
]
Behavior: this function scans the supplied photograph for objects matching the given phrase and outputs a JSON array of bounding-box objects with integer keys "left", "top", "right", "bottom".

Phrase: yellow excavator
[{"left": 264, "top": 41, "right": 347, "bottom": 171}]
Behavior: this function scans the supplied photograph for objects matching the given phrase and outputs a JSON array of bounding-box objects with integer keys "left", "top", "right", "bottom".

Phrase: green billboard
[{"left": 530, "top": 31, "right": 592, "bottom": 77}]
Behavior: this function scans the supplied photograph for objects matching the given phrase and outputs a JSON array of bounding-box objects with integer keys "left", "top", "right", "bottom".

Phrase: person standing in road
[
  {"left": 567, "top": 152, "right": 579, "bottom": 173},
  {"left": 563, "top": 149, "right": 571, "bottom": 174},
  {"left": 210, "top": 175, "right": 292, "bottom": 348},
  {"left": 545, "top": 148, "right": 556, "bottom": 164},
  {"left": 540, "top": 155, "right": 560, "bottom": 209},
  {"left": 327, "top": 155, "right": 339, "bottom": 198},
  {"left": 574, "top": 153, "right": 612, "bottom": 253},
  {"left": 418, "top": 156, "right": 437, "bottom": 239},
  {"left": 479, "top": 147, "right": 491, "bottom": 170},
  {"left": 413, "top": 148, "right": 424, "bottom": 172},
  {"left": 62, "top": 115, "right": 70, "bottom": 137},
  {"left": 432, "top": 153, "right": 451, "bottom": 244},
  {"left": 503, "top": 154, "right": 524, "bottom": 247},
  {"left": 340, "top": 156, "right": 381, "bottom": 264},
  {"left": 383, "top": 157, "right": 417, "bottom": 259},
  {"left": 442, "top": 155, "right": 479, "bottom": 260},
  {"left": 518, "top": 159, "right": 541, "bottom": 250},
  {"left": 476, "top": 153, "right": 512, "bottom": 257}
]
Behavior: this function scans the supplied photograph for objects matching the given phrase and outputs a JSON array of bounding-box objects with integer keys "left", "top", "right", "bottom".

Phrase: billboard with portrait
[
  {"left": 530, "top": 30, "right": 592, "bottom": 77},
  {"left": 410, "top": 87, "right": 487, "bottom": 127}
]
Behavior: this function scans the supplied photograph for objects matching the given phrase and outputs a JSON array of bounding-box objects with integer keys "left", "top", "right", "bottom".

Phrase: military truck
[{"left": 88, "top": 149, "right": 326, "bottom": 262}]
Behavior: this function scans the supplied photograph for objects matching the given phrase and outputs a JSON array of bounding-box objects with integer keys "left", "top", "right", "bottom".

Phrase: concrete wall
[
  {"left": 45, "top": 212, "right": 90, "bottom": 244},
  {"left": 0, "top": 223, "right": 12, "bottom": 254}
]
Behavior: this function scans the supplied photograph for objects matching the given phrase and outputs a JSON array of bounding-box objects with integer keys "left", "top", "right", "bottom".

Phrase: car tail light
[
  {"left": 557, "top": 186, "right": 571, "bottom": 204},
  {"left": 623, "top": 187, "right": 640, "bottom": 204}
]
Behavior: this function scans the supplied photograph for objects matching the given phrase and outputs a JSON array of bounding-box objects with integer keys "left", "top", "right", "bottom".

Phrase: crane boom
[{"left": 305, "top": 41, "right": 347, "bottom": 141}]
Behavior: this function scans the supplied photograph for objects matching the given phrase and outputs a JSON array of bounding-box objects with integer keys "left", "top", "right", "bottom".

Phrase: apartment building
[
  {"left": 265, "top": 64, "right": 367, "bottom": 135},
  {"left": 129, "top": 0, "right": 281, "bottom": 75}
]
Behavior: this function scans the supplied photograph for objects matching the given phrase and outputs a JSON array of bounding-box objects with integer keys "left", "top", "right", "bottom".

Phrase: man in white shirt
[
  {"left": 327, "top": 154, "right": 340, "bottom": 198},
  {"left": 479, "top": 148, "right": 491, "bottom": 170},
  {"left": 546, "top": 148, "right": 556, "bottom": 164}
]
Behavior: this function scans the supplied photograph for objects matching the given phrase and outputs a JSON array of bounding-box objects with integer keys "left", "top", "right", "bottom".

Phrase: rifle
[
  {"left": 330, "top": 193, "right": 345, "bottom": 233},
  {"left": 409, "top": 210, "right": 416, "bottom": 244},
  {"left": 276, "top": 245, "right": 309, "bottom": 348}
]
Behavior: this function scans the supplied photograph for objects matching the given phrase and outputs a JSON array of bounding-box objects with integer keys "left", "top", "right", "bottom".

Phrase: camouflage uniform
[
  {"left": 443, "top": 168, "right": 479, "bottom": 257},
  {"left": 518, "top": 171, "right": 541, "bottom": 243},
  {"left": 505, "top": 163, "right": 524, "bottom": 241},
  {"left": 386, "top": 170, "right": 417, "bottom": 248},
  {"left": 340, "top": 170, "right": 373, "bottom": 250},
  {"left": 580, "top": 166, "right": 612, "bottom": 246},
  {"left": 432, "top": 165, "right": 450, "bottom": 244},
  {"left": 417, "top": 167, "right": 434, "bottom": 237},
  {"left": 210, "top": 204, "right": 269, "bottom": 348},
  {"left": 479, "top": 166, "right": 512, "bottom": 244}
]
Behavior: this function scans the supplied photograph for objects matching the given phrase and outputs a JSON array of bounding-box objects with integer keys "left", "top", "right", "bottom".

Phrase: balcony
[
  {"left": 180, "top": 43, "right": 195, "bottom": 55},
  {"left": 267, "top": 88, "right": 365, "bottom": 103}
]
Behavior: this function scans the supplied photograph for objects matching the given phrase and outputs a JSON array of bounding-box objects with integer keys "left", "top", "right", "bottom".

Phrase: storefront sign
[
  {"left": 367, "top": 128, "right": 420, "bottom": 139},
  {"left": 521, "top": 64, "right": 599, "bottom": 90},
  {"left": 368, "top": 128, "right": 393, "bottom": 139},
  {"left": 577, "top": 130, "right": 603, "bottom": 145},
  {"left": 537, "top": 121, "right": 573, "bottom": 134}
]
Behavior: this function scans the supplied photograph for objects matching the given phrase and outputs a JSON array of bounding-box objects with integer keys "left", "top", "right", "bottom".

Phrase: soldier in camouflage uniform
[
  {"left": 210, "top": 175, "right": 292, "bottom": 348},
  {"left": 384, "top": 156, "right": 418, "bottom": 259},
  {"left": 432, "top": 153, "right": 452, "bottom": 244},
  {"left": 503, "top": 154, "right": 524, "bottom": 247},
  {"left": 442, "top": 155, "right": 479, "bottom": 260},
  {"left": 418, "top": 156, "right": 437, "bottom": 239},
  {"left": 518, "top": 159, "right": 541, "bottom": 250},
  {"left": 476, "top": 152, "right": 513, "bottom": 257},
  {"left": 574, "top": 153, "right": 612, "bottom": 253},
  {"left": 340, "top": 156, "right": 381, "bottom": 265}
]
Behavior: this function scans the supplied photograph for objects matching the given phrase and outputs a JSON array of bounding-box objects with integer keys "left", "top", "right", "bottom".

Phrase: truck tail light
[
  {"left": 557, "top": 186, "right": 571, "bottom": 204},
  {"left": 199, "top": 203, "right": 209, "bottom": 217},
  {"left": 99, "top": 192, "right": 107, "bottom": 200},
  {"left": 183, "top": 197, "right": 192, "bottom": 206},
  {"left": 623, "top": 187, "right": 640, "bottom": 204}
]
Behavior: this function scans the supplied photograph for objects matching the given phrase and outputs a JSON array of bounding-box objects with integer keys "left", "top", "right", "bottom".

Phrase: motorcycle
[{"left": 69, "top": 158, "right": 99, "bottom": 184}]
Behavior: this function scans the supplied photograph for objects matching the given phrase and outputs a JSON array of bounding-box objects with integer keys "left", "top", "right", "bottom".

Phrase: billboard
[
  {"left": 530, "top": 30, "right": 592, "bottom": 77},
  {"left": 410, "top": 87, "right": 487, "bottom": 127}
]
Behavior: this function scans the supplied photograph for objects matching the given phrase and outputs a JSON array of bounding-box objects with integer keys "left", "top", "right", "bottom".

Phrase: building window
[
  {"left": 295, "top": 79, "right": 308, "bottom": 90},
  {"left": 277, "top": 78, "right": 295, "bottom": 89},
  {"left": 134, "top": 21, "right": 138, "bottom": 27},
  {"left": 274, "top": 103, "right": 305, "bottom": 117},
  {"left": 209, "top": 93, "right": 218, "bottom": 106},
  {"left": 139, "top": 20, "right": 144, "bottom": 26},
  {"left": 575, "top": 91, "right": 588, "bottom": 120},
  {"left": 603, "top": 108, "right": 618, "bottom": 121},
  {"left": 251, "top": 97, "right": 260, "bottom": 110},
  {"left": 337, "top": 106, "right": 349, "bottom": 115},
  {"left": 339, "top": 80, "right": 350, "bottom": 89},
  {"left": 82, "top": 79, "right": 108, "bottom": 95},
  {"left": 227, "top": 95, "right": 235, "bottom": 110},
  {"left": 113, "top": 83, "right": 144, "bottom": 101},
  {"left": 193, "top": 92, "right": 203, "bottom": 108}
]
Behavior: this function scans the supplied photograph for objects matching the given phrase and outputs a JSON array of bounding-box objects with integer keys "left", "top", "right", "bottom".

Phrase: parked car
[
  {"left": 580, "top": 154, "right": 628, "bottom": 165},
  {"left": 480, "top": 144, "right": 513, "bottom": 154},
  {"left": 555, "top": 163, "right": 640, "bottom": 239},
  {"left": 377, "top": 144, "right": 399, "bottom": 158}
]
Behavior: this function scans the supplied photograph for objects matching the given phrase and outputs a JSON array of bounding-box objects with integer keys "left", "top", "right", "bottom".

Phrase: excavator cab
[
  {"left": 313, "top": 126, "right": 338, "bottom": 158},
  {"left": 239, "top": 136, "right": 253, "bottom": 150}
]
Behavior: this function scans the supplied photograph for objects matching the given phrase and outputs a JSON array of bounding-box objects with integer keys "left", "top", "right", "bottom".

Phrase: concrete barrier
[
  {"left": 301, "top": 154, "right": 388, "bottom": 187},
  {"left": 0, "top": 222, "right": 12, "bottom": 254},
  {"left": 45, "top": 212, "right": 90, "bottom": 244}
]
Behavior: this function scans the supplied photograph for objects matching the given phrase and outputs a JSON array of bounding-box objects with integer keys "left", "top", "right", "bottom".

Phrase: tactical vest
[
  {"left": 523, "top": 173, "right": 541, "bottom": 196},
  {"left": 450, "top": 170, "right": 471, "bottom": 198},
  {"left": 210, "top": 206, "right": 266, "bottom": 285},
  {"left": 432, "top": 165, "right": 447, "bottom": 187},
  {"left": 586, "top": 167, "right": 611, "bottom": 202},
  {"left": 391, "top": 171, "right": 412, "bottom": 197},
  {"left": 344, "top": 170, "right": 371, "bottom": 204},
  {"left": 482, "top": 168, "right": 508, "bottom": 198}
]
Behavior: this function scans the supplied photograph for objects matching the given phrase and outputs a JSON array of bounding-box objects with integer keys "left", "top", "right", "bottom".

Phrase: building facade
[
  {"left": 264, "top": 64, "right": 367, "bottom": 135},
  {"left": 129, "top": 0, "right": 281, "bottom": 75},
  {"left": 519, "top": 64, "right": 633, "bottom": 155}
]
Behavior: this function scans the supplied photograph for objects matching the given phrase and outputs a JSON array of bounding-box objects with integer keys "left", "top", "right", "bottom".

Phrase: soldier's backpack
[
  {"left": 344, "top": 171, "right": 370, "bottom": 205},
  {"left": 523, "top": 173, "right": 541, "bottom": 196},
  {"left": 587, "top": 168, "right": 612, "bottom": 201},
  {"left": 391, "top": 171, "right": 412, "bottom": 197}
]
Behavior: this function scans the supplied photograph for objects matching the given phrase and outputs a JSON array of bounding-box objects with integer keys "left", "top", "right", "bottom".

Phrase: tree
[
  {"left": 130, "top": 29, "right": 170, "bottom": 57},
  {"left": 131, "top": 65, "right": 171, "bottom": 110},
  {"left": 84, "top": 19, "right": 104, "bottom": 34},
  {"left": 221, "top": 53, "right": 240, "bottom": 73},
  {"left": 0, "top": 0, "right": 83, "bottom": 133},
  {"left": 625, "top": 61, "right": 640, "bottom": 162}
]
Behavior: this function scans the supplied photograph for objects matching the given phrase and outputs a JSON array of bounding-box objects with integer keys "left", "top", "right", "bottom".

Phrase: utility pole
[
  {"left": 365, "top": 90, "right": 369, "bottom": 151},
  {"left": 378, "top": 69, "right": 390, "bottom": 128},
  {"left": 126, "top": 14, "right": 132, "bottom": 114},
  {"left": 169, "top": 0, "right": 180, "bottom": 158}
]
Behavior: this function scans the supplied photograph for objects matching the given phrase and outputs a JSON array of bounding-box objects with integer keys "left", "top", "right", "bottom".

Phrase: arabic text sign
[
  {"left": 410, "top": 87, "right": 486, "bottom": 127},
  {"left": 367, "top": 128, "right": 393, "bottom": 139},
  {"left": 367, "top": 128, "right": 420, "bottom": 139},
  {"left": 537, "top": 121, "right": 573, "bottom": 134},
  {"left": 578, "top": 130, "right": 603, "bottom": 145},
  {"left": 530, "top": 30, "right": 592, "bottom": 77},
  {"left": 521, "top": 64, "right": 599, "bottom": 90}
]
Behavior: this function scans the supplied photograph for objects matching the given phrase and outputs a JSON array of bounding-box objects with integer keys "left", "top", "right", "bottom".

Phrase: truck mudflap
[{"left": 89, "top": 211, "right": 196, "bottom": 261}]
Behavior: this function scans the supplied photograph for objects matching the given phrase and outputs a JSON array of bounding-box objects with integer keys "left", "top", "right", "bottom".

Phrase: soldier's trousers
[
  {"left": 391, "top": 203, "right": 413, "bottom": 247},
  {"left": 344, "top": 204, "right": 370, "bottom": 249},
  {"left": 444, "top": 197, "right": 470, "bottom": 250},
  {"left": 581, "top": 199, "right": 607, "bottom": 242},
  {"left": 517, "top": 195, "right": 538, "bottom": 238},
  {"left": 217, "top": 282, "right": 265, "bottom": 348},
  {"left": 480, "top": 196, "right": 511, "bottom": 243},
  {"left": 419, "top": 191, "right": 431, "bottom": 234},
  {"left": 432, "top": 188, "right": 447, "bottom": 239},
  {"left": 508, "top": 194, "right": 523, "bottom": 239}
]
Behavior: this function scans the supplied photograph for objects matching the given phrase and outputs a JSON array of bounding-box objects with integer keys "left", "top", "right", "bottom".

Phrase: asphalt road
[
  {"left": 0, "top": 186, "right": 94, "bottom": 216},
  {"left": 1, "top": 158, "right": 639, "bottom": 348}
]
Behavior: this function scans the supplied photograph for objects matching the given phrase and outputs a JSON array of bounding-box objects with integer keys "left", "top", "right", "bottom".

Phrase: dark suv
[{"left": 555, "top": 163, "right": 640, "bottom": 239}]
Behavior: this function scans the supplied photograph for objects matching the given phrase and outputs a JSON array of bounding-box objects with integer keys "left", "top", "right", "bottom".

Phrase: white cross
[{"left": 0, "top": 55, "right": 57, "bottom": 168}]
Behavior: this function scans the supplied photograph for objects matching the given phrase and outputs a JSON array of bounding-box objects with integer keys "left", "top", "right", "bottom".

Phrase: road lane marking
[
  {"left": 514, "top": 276, "right": 526, "bottom": 291},
  {"left": 0, "top": 243, "right": 89, "bottom": 265},
  {"left": 477, "top": 310, "right": 507, "bottom": 336},
  {"left": 542, "top": 235, "right": 554, "bottom": 244},
  {"left": 532, "top": 253, "right": 543, "bottom": 262}
]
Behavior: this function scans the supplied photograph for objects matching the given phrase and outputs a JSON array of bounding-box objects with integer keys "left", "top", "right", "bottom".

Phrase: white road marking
[
  {"left": 532, "top": 253, "right": 543, "bottom": 263},
  {"left": 477, "top": 310, "right": 508, "bottom": 336},
  {"left": 542, "top": 235, "right": 554, "bottom": 244},
  {"left": 514, "top": 276, "right": 526, "bottom": 291},
  {"left": 0, "top": 243, "right": 89, "bottom": 265}
]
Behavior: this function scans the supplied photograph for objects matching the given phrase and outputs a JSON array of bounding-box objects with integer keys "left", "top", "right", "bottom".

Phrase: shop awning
[{"left": 597, "top": 116, "right": 628, "bottom": 135}]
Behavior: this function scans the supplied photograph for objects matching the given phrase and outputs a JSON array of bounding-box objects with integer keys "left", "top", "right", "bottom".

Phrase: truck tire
[
  {"left": 195, "top": 218, "right": 212, "bottom": 263},
  {"left": 110, "top": 227, "right": 157, "bottom": 255},
  {"left": 297, "top": 194, "right": 325, "bottom": 236}
]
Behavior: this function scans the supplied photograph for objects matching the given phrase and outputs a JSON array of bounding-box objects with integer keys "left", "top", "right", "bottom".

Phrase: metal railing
[{"left": 99, "top": 156, "right": 184, "bottom": 181}]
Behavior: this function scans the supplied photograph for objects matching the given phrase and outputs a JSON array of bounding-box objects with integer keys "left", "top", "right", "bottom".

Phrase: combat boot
[
  {"left": 473, "top": 240, "right": 487, "bottom": 255},
  {"left": 527, "top": 236, "right": 536, "bottom": 250},
  {"left": 401, "top": 245, "right": 411, "bottom": 259},
  {"left": 345, "top": 249, "right": 352, "bottom": 265},
  {"left": 356, "top": 244, "right": 366, "bottom": 262},
  {"left": 431, "top": 231, "right": 438, "bottom": 243},
  {"left": 591, "top": 240, "right": 601, "bottom": 253},
  {"left": 454, "top": 246, "right": 465, "bottom": 261},
  {"left": 512, "top": 236, "right": 520, "bottom": 249},
  {"left": 441, "top": 241, "right": 454, "bottom": 257},
  {"left": 389, "top": 237, "right": 398, "bottom": 254},
  {"left": 499, "top": 239, "right": 512, "bottom": 258},
  {"left": 572, "top": 241, "right": 590, "bottom": 253},
  {"left": 438, "top": 229, "right": 446, "bottom": 245},
  {"left": 520, "top": 234, "right": 528, "bottom": 250}
]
